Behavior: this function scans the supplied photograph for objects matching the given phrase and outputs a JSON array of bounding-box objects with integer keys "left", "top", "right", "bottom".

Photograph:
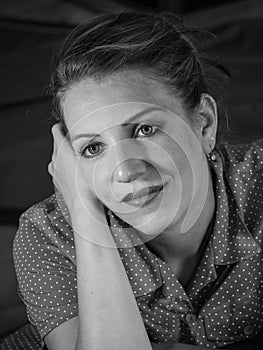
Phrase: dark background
[{"left": 0, "top": 0, "right": 263, "bottom": 339}]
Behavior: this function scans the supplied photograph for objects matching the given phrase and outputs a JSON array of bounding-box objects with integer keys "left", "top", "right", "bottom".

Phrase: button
[
  {"left": 166, "top": 295, "right": 175, "bottom": 310},
  {"left": 185, "top": 313, "right": 196, "bottom": 324},
  {"left": 166, "top": 304, "right": 174, "bottom": 310},
  {"left": 243, "top": 324, "right": 254, "bottom": 336}
]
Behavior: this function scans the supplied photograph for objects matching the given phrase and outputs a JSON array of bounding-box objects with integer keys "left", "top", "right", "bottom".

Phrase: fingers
[
  {"left": 51, "top": 123, "right": 62, "bottom": 152},
  {"left": 48, "top": 123, "right": 64, "bottom": 178},
  {"left": 51, "top": 122, "right": 72, "bottom": 152},
  {"left": 51, "top": 122, "right": 64, "bottom": 140},
  {"left": 47, "top": 161, "right": 53, "bottom": 177},
  {"left": 48, "top": 122, "right": 73, "bottom": 179},
  {"left": 51, "top": 122, "right": 69, "bottom": 160}
]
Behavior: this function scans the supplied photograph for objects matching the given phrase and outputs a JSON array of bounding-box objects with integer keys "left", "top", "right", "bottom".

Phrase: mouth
[{"left": 121, "top": 184, "right": 164, "bottom": 208}]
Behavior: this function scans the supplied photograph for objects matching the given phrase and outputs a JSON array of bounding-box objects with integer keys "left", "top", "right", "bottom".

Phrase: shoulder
[
  {"left": 16, "top": 192, "right": 71, "bottom": 230},
  {"left": 217, "top": 139, "right": 263, "bottom": 235},
  {"left": 217, "top": 138, "right": 263, "bottom": 175},
  {"left": 13, "top": 192, "right": 75, "bottom": 266},
  {"left": 12, "top": 194, "right": 78, "bottom": 343}
]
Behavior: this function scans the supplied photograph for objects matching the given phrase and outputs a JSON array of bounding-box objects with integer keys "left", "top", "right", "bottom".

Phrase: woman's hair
[{"left": 50, "top": 10, "right": 230, "bottom": 143}]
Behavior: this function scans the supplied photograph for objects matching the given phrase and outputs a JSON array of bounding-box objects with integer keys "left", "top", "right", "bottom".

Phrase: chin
[{"left": 123, "top": 213, "right": 169, "bottom": 237}]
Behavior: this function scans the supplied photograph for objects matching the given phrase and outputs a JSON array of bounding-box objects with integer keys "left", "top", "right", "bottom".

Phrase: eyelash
[{"left": 77, "top": 123, "right": 159, "bottom": 159}]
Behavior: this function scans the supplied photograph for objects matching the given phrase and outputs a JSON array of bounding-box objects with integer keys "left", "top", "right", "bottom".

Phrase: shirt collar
[
  {"left": 187, "top": 148, "right": 262, "bottom": 295},
  {"left": 208, "top": 147, "right": 261, "bottom": 265},
  {"left": 107, "top": 211, "right": 164, "bottom": 297}
]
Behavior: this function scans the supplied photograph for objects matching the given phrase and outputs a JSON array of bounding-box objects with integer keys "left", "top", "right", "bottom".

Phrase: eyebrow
[{"left": 71, "top": 106, "right": 162, "bottom": 142}]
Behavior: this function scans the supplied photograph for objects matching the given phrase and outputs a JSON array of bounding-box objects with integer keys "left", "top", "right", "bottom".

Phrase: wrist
[{"left": 70, "top": 201, "right": 114, "bottom": 247}]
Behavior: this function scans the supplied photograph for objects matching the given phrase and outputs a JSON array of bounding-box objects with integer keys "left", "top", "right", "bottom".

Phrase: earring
[
  {"left": 206, "top": 137, "right": 216, "bottom": 161},
  {"left": 208, "top": 152, "right": 216, "bottom": 161}
]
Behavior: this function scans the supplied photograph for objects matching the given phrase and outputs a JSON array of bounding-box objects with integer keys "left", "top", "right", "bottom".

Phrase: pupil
[
  {"left": 89, "top": 144, "right": 99, "bottom": 154},
  {"left": 142, "top": 125, "right": 152, "bottom": 135}
]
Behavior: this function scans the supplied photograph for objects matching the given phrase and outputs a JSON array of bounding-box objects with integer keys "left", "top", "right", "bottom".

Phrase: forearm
[{"left": 71, "top": 206, "right": 152, "bottom": 350}]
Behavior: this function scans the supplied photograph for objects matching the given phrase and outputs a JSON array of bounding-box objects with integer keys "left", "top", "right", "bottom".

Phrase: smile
[{"left": 122, "top": 184, "right": 164, "bottom": 208}]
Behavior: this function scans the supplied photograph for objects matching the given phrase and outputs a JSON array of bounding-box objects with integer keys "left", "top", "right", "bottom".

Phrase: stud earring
[
  {"left": 208, "top": 152, "right": 216, "bottom": 161},
  {"left": 206, "top": 137, "right": 216, "bottom": 161}
]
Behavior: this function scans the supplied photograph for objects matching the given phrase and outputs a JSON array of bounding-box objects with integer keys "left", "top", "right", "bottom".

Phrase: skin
[
  {"left": 60, "top": 70, "right": 217, "bottom": 284},
  {"left": 47, "top": 69, "right": 218, "bottom": 349}
]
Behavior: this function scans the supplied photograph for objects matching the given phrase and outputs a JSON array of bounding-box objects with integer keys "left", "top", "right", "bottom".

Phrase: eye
[
  {"left": 79, "top": 142, "right": 105, "bottom": 159},
  {"left": 136, "top": 124, "right": 157, "bottom": 138}
]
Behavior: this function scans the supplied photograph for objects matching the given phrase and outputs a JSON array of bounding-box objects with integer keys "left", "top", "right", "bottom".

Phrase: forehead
[{"left": 62, "top": 71, "right": 189, "bottom": 134}]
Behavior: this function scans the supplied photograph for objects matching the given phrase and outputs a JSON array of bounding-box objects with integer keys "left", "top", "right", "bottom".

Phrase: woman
[{"left": 13, "top": 11, "right": 263, "bottom": 350}]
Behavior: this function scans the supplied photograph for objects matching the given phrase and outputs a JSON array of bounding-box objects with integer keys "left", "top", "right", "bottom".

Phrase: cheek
[
  {"left": 159, "top": 138, "right": 204, "bottom": 214},
  {"left": 88, "top": 162, "right": 113, "bottom": 203},
  {"left": 154, "top": 138, "right": 189, "bottom": 180},
  {"left": 77, "top": 161, "right": 108, "bottom": 202}
]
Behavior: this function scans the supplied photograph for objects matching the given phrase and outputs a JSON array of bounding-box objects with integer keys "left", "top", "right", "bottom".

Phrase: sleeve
[{"left": 12, "top": 210, "right": 78, "bottom": 346}]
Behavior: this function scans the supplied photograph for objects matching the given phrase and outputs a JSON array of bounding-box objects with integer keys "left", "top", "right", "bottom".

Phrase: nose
[{"left": 113, "top": 158, "right": 148, "bottom": 183}]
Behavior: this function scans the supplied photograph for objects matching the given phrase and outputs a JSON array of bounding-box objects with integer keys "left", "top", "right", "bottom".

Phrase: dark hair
[{"left": 51, "top": 10, "right": 230, "bottom": 143}]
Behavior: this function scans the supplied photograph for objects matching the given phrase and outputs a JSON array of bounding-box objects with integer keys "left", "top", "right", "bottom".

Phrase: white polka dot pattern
[
  {"left": 0, "top": 323, "right": 41, "bottom": 350},
  {"left": 13, "top": 139, "right": 263, "bottom": 348}
]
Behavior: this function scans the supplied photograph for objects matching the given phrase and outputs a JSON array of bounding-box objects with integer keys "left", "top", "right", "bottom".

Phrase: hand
[
  {"left": 48, "top": 122, "right": 82, "bottom": 211},
  {"left": 48, "top": 122, "right": 112, "bottom": 246},
  {"left": 151, "top": 343, "right": 207, "bottom": 350},
  {"left": 48, "top": 123, "right": 104, "bottom": 217}
]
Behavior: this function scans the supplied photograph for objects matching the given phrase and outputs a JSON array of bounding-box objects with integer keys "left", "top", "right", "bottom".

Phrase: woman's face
[{"left": 62, "top": 71, "right": 212, "bottom": 237}]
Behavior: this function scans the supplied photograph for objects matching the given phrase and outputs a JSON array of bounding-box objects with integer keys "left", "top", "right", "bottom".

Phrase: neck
[{"left": 145, "top": 166, "right": 216, "bottom": 274}]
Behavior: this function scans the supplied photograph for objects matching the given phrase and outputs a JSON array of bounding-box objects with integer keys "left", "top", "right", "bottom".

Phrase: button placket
[
  {"left": 185, "top": 313, "right": 197, "bottom": 335},
  {"left": 165, "top": 294, "right": 175, "bottom": 310}
]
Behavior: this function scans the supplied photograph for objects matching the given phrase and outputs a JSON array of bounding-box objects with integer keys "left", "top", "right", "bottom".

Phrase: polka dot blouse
[{"left": 13, "top": 139, "right": 263, "bottom": 348}]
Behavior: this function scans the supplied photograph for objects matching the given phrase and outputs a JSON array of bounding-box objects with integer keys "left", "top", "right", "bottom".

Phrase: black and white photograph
[{"left": 0, "top": 1, "right": 263, "bottom": 349}]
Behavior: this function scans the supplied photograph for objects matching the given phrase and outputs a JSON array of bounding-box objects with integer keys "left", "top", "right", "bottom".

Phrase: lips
[{"left": 121, "top": 184, "right": 163, "bottom": 203}]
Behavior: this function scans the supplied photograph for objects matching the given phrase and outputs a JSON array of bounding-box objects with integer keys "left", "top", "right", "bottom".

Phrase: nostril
[{"left": 113, "top": 158, "right": 148, "bottom": 183}]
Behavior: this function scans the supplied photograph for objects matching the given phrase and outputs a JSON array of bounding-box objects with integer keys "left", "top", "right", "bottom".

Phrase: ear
[{"left": 196, "top": 93, "right": 218, "bottom": 154}]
